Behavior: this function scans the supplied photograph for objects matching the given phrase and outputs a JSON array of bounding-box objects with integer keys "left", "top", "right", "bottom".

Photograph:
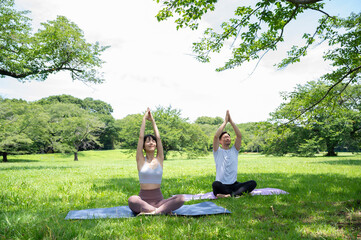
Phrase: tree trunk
[
  {"left": 2, "top": 152, "right": 8, "bottom": 162},
  {"left": 74, "top": 152, "right": 78, "bottom": 161},
  {"left": 325, "top": 146, "right": 337, "bottom": 156}
]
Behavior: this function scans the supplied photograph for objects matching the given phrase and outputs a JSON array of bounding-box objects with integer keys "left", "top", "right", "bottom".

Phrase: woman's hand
[{"left": 145, "top": 107, "right": 154, "bottom": 122}]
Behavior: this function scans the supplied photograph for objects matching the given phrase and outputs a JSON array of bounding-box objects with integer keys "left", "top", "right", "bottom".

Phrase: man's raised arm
[
  {"left": 228, "top": 111, "right": 242, "bottom": 151},
  {"left": 213, "top": 111, "right": 229, "bottom": 152}
]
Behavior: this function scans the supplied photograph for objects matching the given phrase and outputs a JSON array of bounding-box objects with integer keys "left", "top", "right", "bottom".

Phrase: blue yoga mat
[{"left": 65, "top": 201, "right": 231, "bottom": 220}]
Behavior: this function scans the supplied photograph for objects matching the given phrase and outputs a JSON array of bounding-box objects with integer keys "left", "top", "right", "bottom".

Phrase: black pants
[{"left": 212, "top": 180, "right": 257, "bottom": 197}]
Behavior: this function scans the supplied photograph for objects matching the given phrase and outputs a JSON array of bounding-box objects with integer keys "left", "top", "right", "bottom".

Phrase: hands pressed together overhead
[{"left": 144, "top": 107, "right": 154, "bottom": 122}]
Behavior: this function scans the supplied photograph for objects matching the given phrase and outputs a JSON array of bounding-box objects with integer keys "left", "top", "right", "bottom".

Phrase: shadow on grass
[
  {"left": 63, "top": 172, "right": 361, "bottom": 238},
  {"left": 91, "top": 177, "right": 140, "bottom": 196},
  {"left": 1, "top": 158, "right": 40, "bottom": 163},
  {"left": 2, "top": 172, "right": 361, "bottom": 239},
  {"left": 315, "top": 159, "right": 361, "bottom": 166},
  {"left": 0, "top": 166, "right": 76, "bottom": 171}
]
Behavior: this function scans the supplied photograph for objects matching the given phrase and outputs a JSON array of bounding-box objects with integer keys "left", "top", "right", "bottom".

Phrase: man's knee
[
  {"left": 212, "top": 181, "right": 223, "bottom": 189},
  {"left": 250, "top": 180, "right": 257, "bottom": 188}
]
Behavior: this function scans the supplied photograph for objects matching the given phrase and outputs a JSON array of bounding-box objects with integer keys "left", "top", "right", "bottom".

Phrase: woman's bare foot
[
  {"left": 216, "top": 193, "right": 231, "bottom": 198},
  {"left": 137, "top": 208, "right": 158, "bottom": 216}
]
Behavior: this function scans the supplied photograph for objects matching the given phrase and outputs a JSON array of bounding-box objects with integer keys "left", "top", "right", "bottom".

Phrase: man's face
[{"left": 219, "top": 133, "right": 231, "bottom": 147}]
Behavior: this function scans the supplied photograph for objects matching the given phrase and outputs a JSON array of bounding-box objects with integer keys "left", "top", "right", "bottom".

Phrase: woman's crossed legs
[{"left": 128, "top": 188, "right": 185, "bottom": 215}]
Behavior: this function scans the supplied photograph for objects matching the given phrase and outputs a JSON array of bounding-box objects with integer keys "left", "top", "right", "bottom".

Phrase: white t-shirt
[{"left": 213, "top": 145, "right": 239, "bottom": 184}]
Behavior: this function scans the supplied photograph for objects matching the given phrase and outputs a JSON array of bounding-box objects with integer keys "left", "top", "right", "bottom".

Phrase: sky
[{"left": 1, "top": 0, "right": 360, "bottom": 123}]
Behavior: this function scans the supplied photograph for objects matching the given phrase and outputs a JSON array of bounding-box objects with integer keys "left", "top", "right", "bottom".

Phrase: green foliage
[
  {"left": 117, "top": 113, "right": 143, "bottom": 149},
  {"left": 154, "top": 0, "right": 361, "bottom": 119},
  {"left": 263, "top": 126, "right": 293, "bottom": 156},
  {"left": 36, "top": 94, "right": 113, "bottom": 115},
  {"left": 98, "top": 115, "right": 120, "bottom": 150},
  {"left": 0, "top": 98, "right": 48, "bottom": 161},
  {"left": 195, "top": 116, "right": 223, "bottom": 125},
  {"left": 269, "top": 82, "right": 361, "bottom": 156},
  {"left": 0, "top": 0, "right": 108, "bottom": 83},
  {"left": 118, "top": 106, "right": 208, "bottom": 159},
  {"left": 239, "top": 122, "right": 269, "bottom": 153},
  {"left": 46, "top": 103, "right": 105, "bottom": 160},
  {"left": 155, "top": 0, "right": 218, "bottom": 30},
  {"left": 0, "top": 96, "right": 116, "bottom": 161},
  {"left": 155, "top": 0, "right": 326, "bottom": 71},
  {"left": 297, "top": 137, "right": 322, "bottom": 157},
  {"left": 37, "top": 95, "right": 117, "bottom": 150}
]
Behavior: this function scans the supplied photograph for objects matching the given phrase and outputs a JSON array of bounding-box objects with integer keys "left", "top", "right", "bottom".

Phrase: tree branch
[
  {"left": 305, "top": 6, "right": 336, "bottom": 19},
  {"left": 0, "top": 67, "right": 84, "bottom": 79},
  {"left": 279, "top": 15, "right": 329, "bottom": 68},
  {"left": 228, "top": 5, "right": 299, "bottom": 70},
  {"left": 201, "top": 6, "right": 263, "bottom": 60},
  {"left": 283, "top": 65, "right": 361, "bottom": 126},
  {"left": 286, "top": 0, "right": 324, "bottom": 4}
]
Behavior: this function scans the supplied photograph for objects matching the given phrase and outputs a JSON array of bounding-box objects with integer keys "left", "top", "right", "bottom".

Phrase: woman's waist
[
  {"left": 140, "top": 183, "right": 161, "bottom": 190},
  {"left": 139, "top": 187, "right": 163, "bottom": 200}
]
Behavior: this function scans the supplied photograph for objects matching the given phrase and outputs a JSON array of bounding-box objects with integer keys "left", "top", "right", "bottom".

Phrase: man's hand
[
  {"left": 227, "top": 110, "right": 232, "bottom": 123},
  {"left": 225, "top": 110, "right": 230, "bottom": 123}
]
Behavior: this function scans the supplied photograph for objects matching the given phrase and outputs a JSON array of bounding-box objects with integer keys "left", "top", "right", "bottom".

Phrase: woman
[{"left": 128, "top": 108, "right": 185, "bottom": 215}]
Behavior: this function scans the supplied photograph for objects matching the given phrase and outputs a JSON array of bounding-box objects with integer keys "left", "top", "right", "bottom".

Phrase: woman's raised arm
[
  {"left": 136, "top": 109, "right": 148, "bottom": 171},
  {"left": 148, "top": 110, "right": 164, "bottom": 165}
]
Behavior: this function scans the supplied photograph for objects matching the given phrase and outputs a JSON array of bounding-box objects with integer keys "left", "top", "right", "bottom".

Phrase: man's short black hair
[{"left": 219, "top": 131, "right": 230, "bottom": 140}]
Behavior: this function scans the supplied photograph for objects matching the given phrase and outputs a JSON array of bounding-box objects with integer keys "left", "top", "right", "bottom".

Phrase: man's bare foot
[{"left": 216, "top": 193, "right": 231, "bottom": 198}]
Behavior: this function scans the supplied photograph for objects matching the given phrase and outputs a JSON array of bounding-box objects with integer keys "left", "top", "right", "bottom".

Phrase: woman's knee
[
  {"left": 176, "top": 194, "right": 185, "bottom": 204},
  {"left": 128, "top": 195, "right": 140, "bottom": 204}
]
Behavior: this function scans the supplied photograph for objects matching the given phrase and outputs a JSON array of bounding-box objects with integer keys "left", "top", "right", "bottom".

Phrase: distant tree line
[
  {"left": 0, "top": 95, "right": 209, "bottom": 162},
  {"left": 1, "top": 88, "right": 360, "bottom": 162},
  {"left": 0, "top": 95, "right": 115, "bottom": 161}
]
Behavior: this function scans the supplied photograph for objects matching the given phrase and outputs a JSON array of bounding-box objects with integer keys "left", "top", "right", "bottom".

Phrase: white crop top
[{"left": 138, "top": 159, "right": 163, "bottom": 184}]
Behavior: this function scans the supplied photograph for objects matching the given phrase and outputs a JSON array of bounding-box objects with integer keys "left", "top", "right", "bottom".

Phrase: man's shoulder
[
  {"left": 213, "top": 147, "right": 224, "bottom": 158},
  {"left": 231, "top": 145, "right": 240, "bottom": 153}
]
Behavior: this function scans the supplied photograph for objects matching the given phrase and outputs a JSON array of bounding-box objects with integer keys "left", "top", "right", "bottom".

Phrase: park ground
[{"left": 1, "top": 150, "right": 360, "bottom": 239}]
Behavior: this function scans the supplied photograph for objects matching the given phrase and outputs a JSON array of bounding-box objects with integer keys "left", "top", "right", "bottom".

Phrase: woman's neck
[{"left": 145, "top": 152, "right": 155, "bottom": 162}]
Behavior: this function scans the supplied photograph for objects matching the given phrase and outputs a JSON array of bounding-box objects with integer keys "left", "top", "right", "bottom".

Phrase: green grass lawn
[{"left": 1, "top": 150, "right": 360, "bottom": 239}]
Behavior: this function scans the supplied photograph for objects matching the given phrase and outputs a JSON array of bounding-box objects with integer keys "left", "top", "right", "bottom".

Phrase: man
[{"left": 212, "top": 110, "right": 257, "bottom": 197}]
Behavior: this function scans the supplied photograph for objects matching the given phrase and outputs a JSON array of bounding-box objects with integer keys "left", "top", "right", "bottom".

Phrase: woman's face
[{"left": 144, "top": 137, "right": 157, "bottom": 151}]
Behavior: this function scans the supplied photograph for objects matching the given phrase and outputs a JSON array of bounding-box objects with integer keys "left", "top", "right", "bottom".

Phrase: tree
[
  {"left": 37, "top": 95, "right": 118, "bottom": 150},
  {"left": 46, "top": 103, "right": 105, "bottom": 161},
  {"left": 37, "top": 95, "right": 113, "bottom": 115},
  {"left": 195, "top": 116, "right": 223, "bottom": 125},
  {"left": 154, "top": 0, "right": 361, "bottom": 115},
  {"left": 270, "top": 81, "right": 361, "bottom": 156},
  {"left": 239, "top": 122, "right": 268, "bottom": 153},
  {"left": 0, "top": 98, "right": 48, "bottom": 162},
  {"left": 98, "top": 114, "right": 121, "bottom": 150},
  {"left": 118, "top": 106, "right": 208, "bottom": 159},
  {"left": 0, "top": 0, "right": 108, "bottom": 83}
]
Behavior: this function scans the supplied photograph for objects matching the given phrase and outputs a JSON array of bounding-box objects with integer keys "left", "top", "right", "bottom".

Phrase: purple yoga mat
[
  {"left": 250, "top": 188, "right": 289, "bottom": 196},
  {"left": 179, "top": 188, "right": 289, "bottom": 201}
]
